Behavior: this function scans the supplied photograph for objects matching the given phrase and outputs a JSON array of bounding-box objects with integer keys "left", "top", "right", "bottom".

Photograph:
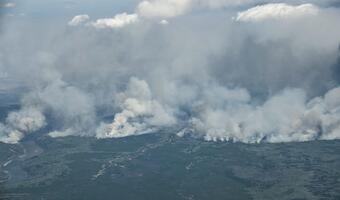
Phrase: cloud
[
  {"left": 136, "top": 0, "right": 255, "bottom": 18},
  {"left": 68, "top": 15, "right": 90, "bottom": 26},
  {"left": 235, "top": 3, "right": 319, "bottom": 22},
  {"left": 198, "top": 0, "right": 253, "bottom": 9},
  {"left": 160, "top": 19, "right": 169, "bottom": 25},
  {"left": 68, "top": 13, "right": 138, "bottom": 29},
  {"left": 1, "top": 2, "right": 16, "bottom": 8},
  {"left": 90, "top": 13, "right": 139, "bottom": 29},
  {"left": 137, "top": 0, "right": 192, "bottom": 18}
]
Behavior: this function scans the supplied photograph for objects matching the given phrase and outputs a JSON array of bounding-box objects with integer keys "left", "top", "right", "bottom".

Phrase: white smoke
[
  {"left": 6, "top": 107, "right": 46, "bottom": 133},
  {"left": 0, "top": 125, "right": 23, "bottom": 144},
  {"left": 0, "top": 107, "right": 46, "bottom": 144},
  {"left": 96, "top": 77, "right": 176, "bottom": 138},
  {"left": 34, "top": 80, "right": 97, "bottom": 138},
  {"left": 178, "top": 86, "right": 340, "bottom": 143},
  {"left": 1, "top": 0, "right": 340, "bottom": 144},
  {"left": 0, "top": 79, "right": 97, "bottom": 143},
  {"left": 92, "top": 77, "right": 340, "bottom": 143}
]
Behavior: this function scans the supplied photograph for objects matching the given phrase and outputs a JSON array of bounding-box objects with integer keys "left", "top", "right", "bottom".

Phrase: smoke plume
[{"left": 0, "top": 0, "right": 340, "bottom": 144}]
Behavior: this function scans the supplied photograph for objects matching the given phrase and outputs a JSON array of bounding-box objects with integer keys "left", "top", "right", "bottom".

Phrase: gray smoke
[{"left": 0, "top": 0, "right": 340, "bottom": 143}]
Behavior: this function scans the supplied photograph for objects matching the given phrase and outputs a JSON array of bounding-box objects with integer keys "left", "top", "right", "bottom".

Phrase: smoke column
[{"left": 0, "top": 0, "right": 340, "bottom": 143}]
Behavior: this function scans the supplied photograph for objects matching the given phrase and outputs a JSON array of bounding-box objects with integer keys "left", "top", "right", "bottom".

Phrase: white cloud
[
  {"left": 68, "top": 15, "right": 90, "bottom": 26},
  {"left": 2, "top": 2, "right": 16, "bottom": 8},
  {"left": 235, "top": 3, "right": 319, "bottom": 22},
  {"left": 90, "top": 13, "right": 138, "bottom": 29},
  {"left": 137, "top": 0, "right": 192, "bottom": 18},
  {"left": 198, "top": 0, "right": 253, "bottom": 9},
  {"left": 68, "top": 13, "right": 139, "bottom": 29},
  {"left": 160, "top": 19, "right": 169, "bottom": 25},
  {"left": 136, "top": 0, "right": 256, "bottom": 18}
]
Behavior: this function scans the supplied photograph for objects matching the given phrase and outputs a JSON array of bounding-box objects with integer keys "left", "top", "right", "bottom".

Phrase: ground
[{"left": 1, "top": 131, "right": 340, "bottom": 200}]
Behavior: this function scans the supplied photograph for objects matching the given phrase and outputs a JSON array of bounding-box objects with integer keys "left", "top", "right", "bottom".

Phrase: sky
[
  {"left": 0, "top": 0, "right": 340, "bottom": 144},
  {"left": 1, "top": 0, "right": 139, "bottom": 19}
]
